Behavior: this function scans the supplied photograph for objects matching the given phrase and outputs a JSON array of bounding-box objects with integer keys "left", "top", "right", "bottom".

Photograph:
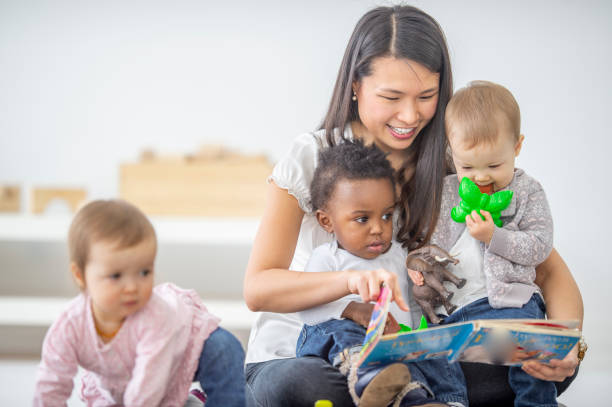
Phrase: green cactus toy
[
  {"left": 398, "top": 315, "right": 429, "bottom": 333},
  {"left": 451, "top": 177, "right": 513, "bottom": 228}
]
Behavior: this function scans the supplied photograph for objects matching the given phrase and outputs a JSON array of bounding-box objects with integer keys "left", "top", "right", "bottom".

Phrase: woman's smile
[{"left": 387, "top": 124, "right": 416, "bottom": 140}]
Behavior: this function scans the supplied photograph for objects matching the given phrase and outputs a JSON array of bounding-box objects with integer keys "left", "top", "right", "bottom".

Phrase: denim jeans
[
  {"left": 246, "top": 356, "right": 355, "bottom": 407},
  {"left": 193, "top": 326, "right": 246, "bottom": 407},
  {"left": 295, "top": 319, "right": 467, "bottom": 406},
  {"left": 296, "top": 319, "right": 366, "bottom": 367},
  {"left": 245, "top": 357, "right": 576, "bottom": 407},
  {"left": 442, "top": 294, "right": 557, "bottom": 407}
]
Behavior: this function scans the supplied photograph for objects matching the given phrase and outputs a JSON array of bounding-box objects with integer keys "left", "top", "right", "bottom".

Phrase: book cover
[
  {"left": 357, "top": 283, "right": 392, "bottom": 367},
  {"left": 358, "top": 286, "right": 581, "bottom": 368}
]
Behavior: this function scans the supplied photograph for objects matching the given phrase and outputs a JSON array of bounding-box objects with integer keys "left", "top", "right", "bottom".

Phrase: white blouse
[
  {"left": 245, "top": 128, "right": 351, "bottom": 364},
  {"left": 245, "top": 127, "right": 421, "bottom": 364}
]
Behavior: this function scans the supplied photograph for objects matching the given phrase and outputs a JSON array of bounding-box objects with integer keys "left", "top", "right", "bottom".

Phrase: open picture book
[{"left": 358, "top": 285, "right": 581, "bottom": 369}]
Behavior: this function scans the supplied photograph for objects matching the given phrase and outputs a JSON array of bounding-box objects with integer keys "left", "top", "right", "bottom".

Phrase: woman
[{"left": 243, "top": 5, "right": 582, "bottom": 406}]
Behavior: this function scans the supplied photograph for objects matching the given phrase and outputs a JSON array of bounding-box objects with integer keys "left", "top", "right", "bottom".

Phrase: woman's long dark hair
[{"left": 319, "top": 5, "right": 453, "bottom": 250}]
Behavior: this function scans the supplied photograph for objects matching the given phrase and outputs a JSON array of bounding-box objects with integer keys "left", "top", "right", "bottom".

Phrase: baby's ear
[
  {"left": 315, "top": 209, "right": 334, "bottom": 234},
  {"left": 515, "top": 134, "right": 525, "bottom": 157},
  {"left": 70, "top": 262, "right": 86, "bottom": 290}
]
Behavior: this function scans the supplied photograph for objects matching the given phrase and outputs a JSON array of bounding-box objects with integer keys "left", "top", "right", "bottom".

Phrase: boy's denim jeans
[
  {"left": 193, "top": 326, "right": 246, "bottom": 407},
  {"left": 441, "top": 294, "right": 557, "bottom": 407},
  {"left": 296, "top": 318, "right": 365, "bottom": 367},
  {"left": 296, "top": 319, "right": 467, "bottom": 406}
]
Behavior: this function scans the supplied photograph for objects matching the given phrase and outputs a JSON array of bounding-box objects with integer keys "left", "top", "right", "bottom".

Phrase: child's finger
[
  {"left": 368, "top": 277, "right": 381, "bottom": 302},
  {"left": 480, "top": 210, "right": 493, "bottom": 223},
  {"left": 357, "top": 278, "right": 370, "bottom": 302},
  {"left": 471, "top": 210, "right": 483, "bottom": 223},
  {"left": 380, "top": 270, "right": 409, "bottom": 310},
  {"left": 391, "top": 285, "right": 410, "bottom": 311}
]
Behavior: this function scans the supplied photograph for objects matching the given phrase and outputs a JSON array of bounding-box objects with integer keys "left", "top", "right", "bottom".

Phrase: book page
[{"left": 455, "top": 323, "right": 580, "bottom": 365}]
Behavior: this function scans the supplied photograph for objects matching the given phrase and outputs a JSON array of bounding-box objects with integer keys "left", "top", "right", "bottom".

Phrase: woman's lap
[
  {"left": 245, "top": 357, "right": 354, "bottom": 407},
  {"left": 461, "top": 362, "right": 579, "bottom": 407},
  {"left": 246, "top": 356, "right": 579, "bottom": 407}
]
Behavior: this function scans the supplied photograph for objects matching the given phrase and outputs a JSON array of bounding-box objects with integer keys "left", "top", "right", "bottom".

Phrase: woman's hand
[
  {"left": 529, "top": 249, "right": 582, "bottom": 383},
  {"left": 341, "top": 301, "right": 400, "bottom": 334},
  {"left": 521, "top": 344, "right": 579, "bottom": 382},
  {"left": 346, "top": 268, "right": 409, "bottom": 311}
]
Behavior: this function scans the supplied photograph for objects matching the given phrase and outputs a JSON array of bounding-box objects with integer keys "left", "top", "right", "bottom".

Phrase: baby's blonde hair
[
  {"left": 445, "top": 80, "right": 521, "bottom": 148},
  {"left": 68, "top": 199, "right": 156, "bottom": 271}
]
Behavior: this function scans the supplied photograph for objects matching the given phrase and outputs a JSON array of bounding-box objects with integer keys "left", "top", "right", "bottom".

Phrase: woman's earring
[{"left": 352, "top": 92, "right": 357, "bottom": 101}]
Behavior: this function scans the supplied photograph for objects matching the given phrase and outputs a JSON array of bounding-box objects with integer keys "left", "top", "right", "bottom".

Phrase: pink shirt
[{"left": 34, "top": 283, "right": 220, "bottom": 406}]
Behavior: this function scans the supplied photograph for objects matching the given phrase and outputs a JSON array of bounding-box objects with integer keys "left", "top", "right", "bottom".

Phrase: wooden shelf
[
  {"left": 0, "top": 214, "right": 260, "bottom": 245},
  {"left": 0, "top": 296, "right": 255, "bottom": 330}
]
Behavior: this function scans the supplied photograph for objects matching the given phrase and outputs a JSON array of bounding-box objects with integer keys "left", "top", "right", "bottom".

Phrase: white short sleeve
[
  {"left": 268, "top": 132, "right": 322, "bottom": 213},
  {"left": 246, "top": 127, "right": 355, "bottom": 364}
]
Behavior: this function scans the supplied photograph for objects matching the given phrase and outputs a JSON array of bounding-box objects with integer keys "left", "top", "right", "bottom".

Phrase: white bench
[
  {"left": 0, "top": 296, "right": 255, "bottom": 355},
  {"left": 0, "top": 296, "right": 254, "bottom": 329}
]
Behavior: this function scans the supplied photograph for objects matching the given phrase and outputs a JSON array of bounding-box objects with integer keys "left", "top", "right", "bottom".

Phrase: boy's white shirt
[
  {"left": 434, "top": 228, "right": 488, "bottom": 316},
  {"left": 298, "top": 240, "right": 413, "bottom": 327}
]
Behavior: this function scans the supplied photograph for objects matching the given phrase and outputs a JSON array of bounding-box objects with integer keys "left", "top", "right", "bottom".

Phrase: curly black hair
[{"left": 310, "top": 139, "right": 395, "bottom": 211}]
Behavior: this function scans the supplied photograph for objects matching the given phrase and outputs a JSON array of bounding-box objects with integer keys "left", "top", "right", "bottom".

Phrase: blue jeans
[
  {"left": 245, "top": 357, "right": 576, "bottom": 407},
  {"left": 296, "top": 318, "right": 365, "bottom": 367},
  {"left": 296, "top": 319, "right": 467, "bottom": 406},
  {"left": 441, "top": 294, "right": 557, "bottom": 407},
  {"left": 246, "top": 356, "right": 355, "bottom": 407},
  {"left": 193, "top": 327, "right": 246, "bottom": 407}
]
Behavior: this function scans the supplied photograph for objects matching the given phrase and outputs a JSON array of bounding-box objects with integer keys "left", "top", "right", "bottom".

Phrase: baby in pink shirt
[{"left": 34, "top": 200, "right": 246, "bottom": 406}]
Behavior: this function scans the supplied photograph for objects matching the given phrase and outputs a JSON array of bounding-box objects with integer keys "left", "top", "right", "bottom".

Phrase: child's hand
[
  {"left": 346, "top": 268, "right": 409, "bottom": 311},
  {"left": 465, "top": 209, "right": 495, "bottom": 244},
  {"left": 341, "top": 301, "right": 374, "bottom": 328},
  {"left": 407, "top": 268, "right": 424, "bottom": 286},
  {"left": 384, "top": 312, "right": 401, "bottom": 334},
  {"left": 341, "top": 301, "right": 400, "bottom": 333}
]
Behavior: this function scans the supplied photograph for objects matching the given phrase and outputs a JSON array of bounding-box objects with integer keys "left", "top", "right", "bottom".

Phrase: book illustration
[
  {"left": 358, "top": 286, "right": 581, "bottom": 369},
  {"left": 455, "top": 325, "right": 580, "bottom": 365}
]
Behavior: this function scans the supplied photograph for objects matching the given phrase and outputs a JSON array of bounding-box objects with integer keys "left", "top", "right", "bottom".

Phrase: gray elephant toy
[{"left": 406, "top": 245, "right": 466, "bottom": 324}]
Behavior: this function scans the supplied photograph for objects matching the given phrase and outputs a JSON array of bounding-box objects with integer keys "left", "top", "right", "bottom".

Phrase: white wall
[{"left": 1, "top": 0, "right": 610, "bottom": 369}]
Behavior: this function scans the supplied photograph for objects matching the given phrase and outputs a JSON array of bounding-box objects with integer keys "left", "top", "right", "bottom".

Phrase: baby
[
  {"left": 411, "top": 80, "right": 557, "bottom": 405},
  {"left": 34, "top": 199, "right": 246, "bottom": 406},
  {"left": 296, "top": 140, "right": 467, "bottom": 407}
]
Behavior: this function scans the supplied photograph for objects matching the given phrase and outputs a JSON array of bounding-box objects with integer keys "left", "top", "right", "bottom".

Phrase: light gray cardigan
[{"left": 430, "top": 169, "right": 553, "bottom": 308}]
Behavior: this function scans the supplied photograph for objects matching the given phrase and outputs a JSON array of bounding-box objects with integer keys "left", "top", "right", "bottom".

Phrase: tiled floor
[{"left": 1, "top": 357, "right": 606, "bottom": 405}]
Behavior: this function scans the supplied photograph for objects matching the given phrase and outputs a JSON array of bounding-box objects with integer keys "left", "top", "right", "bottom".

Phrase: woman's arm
[
  {"left": 522, "top": 248, "right": 583, "bottom": 381},
  {"left": 534, "top": 248, "right": 583, "bottom": 326},
  {"left": 243, "top": 182, "right": 408, "bottom": 313}
]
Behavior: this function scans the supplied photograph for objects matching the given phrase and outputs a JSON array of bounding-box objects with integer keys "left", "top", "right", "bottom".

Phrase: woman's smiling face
[{"left": 353, "top": 56, "right": 440, "bottom": 159}]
